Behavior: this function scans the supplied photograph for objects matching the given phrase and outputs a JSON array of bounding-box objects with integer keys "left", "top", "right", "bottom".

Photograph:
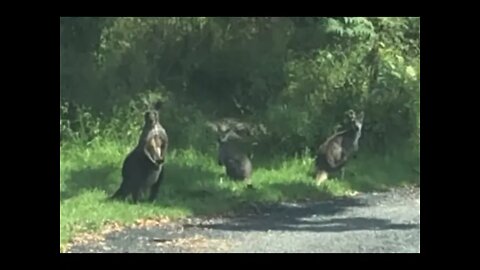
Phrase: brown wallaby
[{"left": 314, "top": 109, "right": 364, "bottom": 185}]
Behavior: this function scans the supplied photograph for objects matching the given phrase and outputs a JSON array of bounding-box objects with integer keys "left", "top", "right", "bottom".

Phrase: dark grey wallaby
[
  {"left": 207, "top": 120, "right": 253, "bottom": 185},
  {"left": 111, "top": 104, "right": 169, "bottom": 203}
]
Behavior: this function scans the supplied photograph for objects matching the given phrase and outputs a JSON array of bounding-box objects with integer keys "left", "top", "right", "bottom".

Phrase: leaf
[
  {"left": 395, "top": 55, "right": 404, "bottom": 64},
  {"left": 392, "top": 71, "right": 402, "bottom": 79},
  {"left": 406, "top": 66, "right": 417, "bottom": 79}
]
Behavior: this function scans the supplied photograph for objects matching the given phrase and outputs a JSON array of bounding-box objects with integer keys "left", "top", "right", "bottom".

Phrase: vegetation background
[{"left": 60, "top": 17, "right": 420, "bottom": 251}]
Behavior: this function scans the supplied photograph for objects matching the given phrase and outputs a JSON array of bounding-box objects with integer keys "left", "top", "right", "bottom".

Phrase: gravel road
[{"left": 66, "top": 186, "right": 420, "bottom": 253}]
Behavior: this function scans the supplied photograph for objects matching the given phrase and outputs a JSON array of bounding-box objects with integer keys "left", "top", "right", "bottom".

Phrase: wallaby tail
[{"left": 109, "top": 182, "right": 128, "bottom": 201}]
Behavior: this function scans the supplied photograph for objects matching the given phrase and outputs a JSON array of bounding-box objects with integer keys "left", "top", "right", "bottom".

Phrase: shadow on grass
[
  {"left": 154, "top": 163, "right": 236, "bottom": 205},
  {"left": 150, "top": 164, "right": 330, "bottom": 215},
  {"left": 60, "top": 157, "right": 337, "bottom": 218},
  {"left": 60, "top": 164, "right": 119, "bottom": 201},
  {"left": 60, "top": 160, "right": 223, "bottom": 197},
  {"left": 60, "top": 149, "right": 419, "bottom": 218},
  {"left": 60, "top": 158, "right": 244, "bottom": 215}
]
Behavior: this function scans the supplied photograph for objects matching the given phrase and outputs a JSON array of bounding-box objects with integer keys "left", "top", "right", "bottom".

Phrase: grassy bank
[{"left": 60, "top": 138, "right": 419, "bottom": 251}]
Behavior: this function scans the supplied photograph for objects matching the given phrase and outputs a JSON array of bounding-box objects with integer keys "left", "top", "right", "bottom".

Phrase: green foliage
[
  {"left": 60, "top": 17, "right": 419, "bottom": 158},
  {"left": 326, "top": 17, "right": 376, "bottom": 39},
  {"left": 60, "top": 17, "right": 419, "bottom": 157}
]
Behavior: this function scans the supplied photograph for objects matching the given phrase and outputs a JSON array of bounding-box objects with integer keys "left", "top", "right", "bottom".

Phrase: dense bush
[{"left": 60, "top": 17, "right": 420, "bottom": 158}]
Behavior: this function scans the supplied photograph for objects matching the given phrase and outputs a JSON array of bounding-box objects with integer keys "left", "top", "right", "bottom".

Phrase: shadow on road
[
  {"left": 195, "top": 216, "right": 418, "bottom": 233},
  {"left": 192, "top": 196, "right": 419, "bottom": 233}
]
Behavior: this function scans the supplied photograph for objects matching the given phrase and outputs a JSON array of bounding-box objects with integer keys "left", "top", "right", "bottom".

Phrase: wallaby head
[
  {"left": 144, "top": 110, "right": 159, "bottom": 128},
  {"left": 351, "top": 110, "right": 364, "bottom": 132},
  {"left": 207, "top": 121, "right": 243, "bottom": 144},
  {"left": 218, "top": 126, "right": 243, "bottom": 145},
  {"left": 343, "top": 110, "right": 364, "bottom": 133}
]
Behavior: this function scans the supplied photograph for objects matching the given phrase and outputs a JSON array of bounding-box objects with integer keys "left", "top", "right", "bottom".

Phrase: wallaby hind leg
[
  {"left": 245, "top": 177, "right": 254, "bottom": 189},
  {"left": 110, "top": 182, "right": 128, "bottom": 201},
  {"left": 148, "top": 168, "right": 165, "bottom": 202},
  {"left": 316, "top": 170, "right": 328, "bottom": 186},
  {"left": 132, "top": 188, "right": 143, "bottom": 204}
]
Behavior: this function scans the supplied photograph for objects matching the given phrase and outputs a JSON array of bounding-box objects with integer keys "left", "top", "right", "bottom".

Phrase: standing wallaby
[
  {"left": 314, "top": 110, "right": 364, "bottom": 185},
  {"left": 111, "top": 109, "right": 169, "bottom": 203},
  {"left": 207, "top": 121, "right": 253, "bottom": 185}
]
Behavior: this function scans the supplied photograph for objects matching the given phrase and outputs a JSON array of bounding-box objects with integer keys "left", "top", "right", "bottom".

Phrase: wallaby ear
[
  {"left": 141, "top": 97, "right": 151, "bottom": 110},
  {"left": 226, "top": 129, "right": 242, "bottom": 140},
  {"left": 144, "top": 111, "right": 150, "bottom": 121},
  {"left": 153, "top": 100, "right": 163, "bottom": 111},
  {"left": 206, "top": 121, "right": 219, "bottom": 133}
]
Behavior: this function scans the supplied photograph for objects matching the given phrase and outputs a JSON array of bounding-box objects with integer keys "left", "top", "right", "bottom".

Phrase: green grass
[{"left": 60, "top": 138, "right": 419, "bottom": 251}]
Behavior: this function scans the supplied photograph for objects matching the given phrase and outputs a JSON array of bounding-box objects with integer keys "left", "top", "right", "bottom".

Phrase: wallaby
[
  {"left": 111, "top": 108, "right": 169, "bottom": 203},
  {"left": 314, "top": 110, "right": 364, "bottom": 185},
  {"left": 207, "top": 120, "right": 253, "bottom": 186}
]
